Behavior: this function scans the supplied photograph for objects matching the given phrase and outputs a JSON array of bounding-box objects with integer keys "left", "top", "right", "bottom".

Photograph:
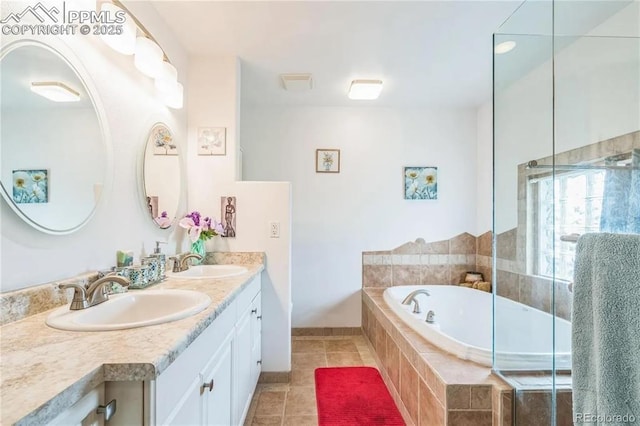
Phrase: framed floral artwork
[
  {"left": 198, "top": 127, "right": 226, "bottom": 155},
  {"left": 12, "top": 169, "right": 48, "bottom": 203},
  {"left": 316, "top": 149, "right": 340, "bottom": 173},
  {"left": 404, "top": 167, "right": 437, "bottom": 200}
]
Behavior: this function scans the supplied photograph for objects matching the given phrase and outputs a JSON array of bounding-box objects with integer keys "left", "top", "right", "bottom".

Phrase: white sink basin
[
  {"left": 170, "top": 264, "right": 248, "bottom": 279},
  {"left": 46, "top": 289, "right": 211, "bottom": 331}
]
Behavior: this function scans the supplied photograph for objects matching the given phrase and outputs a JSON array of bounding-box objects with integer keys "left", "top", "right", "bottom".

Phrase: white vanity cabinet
[{"left": 106, "top": 275, "right": 262, "bottom": 426}]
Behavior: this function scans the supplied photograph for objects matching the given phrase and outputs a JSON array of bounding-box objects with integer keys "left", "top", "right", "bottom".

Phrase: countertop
[{"left": 0, "top": 263, "right": 264, "bottom": 426}]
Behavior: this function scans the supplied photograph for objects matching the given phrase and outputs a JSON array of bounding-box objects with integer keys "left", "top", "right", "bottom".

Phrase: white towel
[{"left": 572, "top": 233, "right": 640, "bottom": 425}]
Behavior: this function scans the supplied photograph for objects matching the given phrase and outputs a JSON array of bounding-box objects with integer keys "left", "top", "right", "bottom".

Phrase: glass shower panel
[
  {"left": 552, "top": 1, "right": 640, "bottom": 424},
  {"left": 494, "top": 1, "right": 640, "bottom": 425},
  {"left": 493, "top": 26, "right": 557, "bottom": 426}
]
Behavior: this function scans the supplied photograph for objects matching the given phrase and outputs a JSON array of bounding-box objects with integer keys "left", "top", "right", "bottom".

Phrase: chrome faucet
[
  {"left": 59, "top": 274, "right": 130, "bottom": 310},
  {"left": 170, "top": 253, "right": 203, "bottom": 273},
  {"left": 401, "top": 289, "right": 430, "bottom": 314}
]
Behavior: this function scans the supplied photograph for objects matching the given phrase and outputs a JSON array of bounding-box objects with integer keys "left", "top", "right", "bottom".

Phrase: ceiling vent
[{"left": 280, "top": 73, "right": 313, "bottom": 91}]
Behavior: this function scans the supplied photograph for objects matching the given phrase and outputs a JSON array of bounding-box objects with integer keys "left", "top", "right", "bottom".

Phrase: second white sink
[
  {"left": 46, "top": 289, "right": 211, "bottom": 331},
  {"left": 170, "top": 264, "right": 248, "bottom": 279}
]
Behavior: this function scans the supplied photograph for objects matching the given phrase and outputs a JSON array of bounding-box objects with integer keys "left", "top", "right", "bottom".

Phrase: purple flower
[
  {"left": 160, "top": 211, "right": 168, "bottom": 218},
  {"left": 187, "top": 211, "right": 201, "bottom": 226},
  {"left": 203, "top": 217, "right": 212, "bottom": 230}
]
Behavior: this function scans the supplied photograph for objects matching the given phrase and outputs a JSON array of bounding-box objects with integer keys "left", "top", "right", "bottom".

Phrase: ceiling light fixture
[
  {"left": 98, "top": 0, "right": 184, "bottom": 109},
  {"left": 348, "top": 79, "right": 383, "bottom": 100},
  {"left": 30, "top": 82, "right": 80, "bottom": 102},
  {"left": 494, "top": 41, "right": 516, "bottom": 54}
]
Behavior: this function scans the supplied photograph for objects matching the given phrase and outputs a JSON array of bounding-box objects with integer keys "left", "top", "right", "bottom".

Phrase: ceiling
[
  {"left": 152, "top": 1, "right": 521, "bottom": 108},
  {"left": 151, "top": 1, "right": 635, "bottom": 109}
]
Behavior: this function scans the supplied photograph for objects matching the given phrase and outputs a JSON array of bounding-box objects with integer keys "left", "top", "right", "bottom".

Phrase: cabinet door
[
  {"left": 202, "top": 338, "right": 233, "bottom": 426},
  {"left": 250, "top": 292, "right": 262, "bottom": 387},
  {"left": 162, "top": 375, "right": 204, "bottom": 426},
  {"left": 234, "top": 305, "right": 253, "bottom": 424}
]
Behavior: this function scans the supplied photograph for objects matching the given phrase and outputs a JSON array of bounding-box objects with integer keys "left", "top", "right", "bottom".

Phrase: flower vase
[{"left": 190, "top": 239, "right": 206, "bottom": 264}]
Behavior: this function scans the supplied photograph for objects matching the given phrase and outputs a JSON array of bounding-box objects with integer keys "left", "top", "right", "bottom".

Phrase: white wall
[
  {"left": 1, "top": 2, "right": 189, "bottom": 291},
  {"left": 187, "top": 57, "right": 292, "bottom": 372},
  {"left": 241, "top": 106, "right": 478, "bottom": 327}
]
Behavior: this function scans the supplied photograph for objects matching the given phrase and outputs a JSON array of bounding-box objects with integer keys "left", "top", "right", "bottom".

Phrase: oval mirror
[
  {"left": 0, "top": 42, "right": 107, "bottom": 234},
  {"left": 143, "top": 123, "right": 181, "bottom": 229}
]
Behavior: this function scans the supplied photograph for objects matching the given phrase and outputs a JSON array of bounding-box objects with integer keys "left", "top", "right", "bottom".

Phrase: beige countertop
[{"left": 0, "top": 263, "right": 264, "bottom": 426}]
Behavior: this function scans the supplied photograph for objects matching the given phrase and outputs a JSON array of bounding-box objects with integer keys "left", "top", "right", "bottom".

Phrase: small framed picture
[
  {"left": 12, "top": 169, "right": 48, "bottom": 203},
  {"left": 316, "top": 149, "right": 340, "bottom": 173},
  {"left": 404, "top": 166, "right": 438, "bottom": 200},
  {"left": 198, "top": 127, "right": 226, "bottom": 156}
]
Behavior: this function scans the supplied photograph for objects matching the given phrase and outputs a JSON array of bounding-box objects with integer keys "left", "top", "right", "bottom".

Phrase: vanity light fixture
[
  {"left": 494, "top": 41, "right": 516, "bottom": 54},
  {"left": 30, "top": 82, "right": 80, "bottom": 102},
  {"left": 99, "top": 2, "right": 136, "bottom": 55},
  {"left": 348, "top": 79, "right": 383, "bottom": 100},
  {"left": 98, "top": 0, "right": 184, "bottom": 109},
  {"left": 160, "top": 81, "right": 184, "bottom": 109},
  {"left": 134, "top": 36, "right": 163, "bottom": 78}
]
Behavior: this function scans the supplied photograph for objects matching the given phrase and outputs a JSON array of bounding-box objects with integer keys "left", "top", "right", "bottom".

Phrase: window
[{"left": 533, "top": 170, "right": 605, "bottom": 281}]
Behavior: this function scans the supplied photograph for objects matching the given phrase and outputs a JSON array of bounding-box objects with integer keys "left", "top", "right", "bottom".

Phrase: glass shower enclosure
[{"left": 493, "top": 0, "right": 639, "bottom": 424}]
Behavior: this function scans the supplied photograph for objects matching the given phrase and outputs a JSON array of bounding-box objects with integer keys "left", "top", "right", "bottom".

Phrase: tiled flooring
[{"left": 244, "top": 335, "right": 378, "bottom": 426}]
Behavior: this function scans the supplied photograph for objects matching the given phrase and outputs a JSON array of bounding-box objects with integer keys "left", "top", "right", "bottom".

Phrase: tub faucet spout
[{"left": 401, "top": 289, "right": 430, "bottom": 314}]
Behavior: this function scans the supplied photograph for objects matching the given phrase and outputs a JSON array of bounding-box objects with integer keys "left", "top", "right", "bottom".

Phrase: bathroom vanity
[{"left": 0, "top": 264, "right": 264, "bottom": 425}]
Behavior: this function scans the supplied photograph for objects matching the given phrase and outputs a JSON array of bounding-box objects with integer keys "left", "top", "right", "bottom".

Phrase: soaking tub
[{"left": 383, "top": 285, "right": 571, "bottom": 370}]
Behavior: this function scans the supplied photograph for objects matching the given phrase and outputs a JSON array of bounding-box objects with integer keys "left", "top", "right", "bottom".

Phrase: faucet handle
[
  {"left": 169, "top": 256, "right": 181, "bottom": 273},
  {"left": 58, "top": 283, "right": 89, "bottom": 310}
]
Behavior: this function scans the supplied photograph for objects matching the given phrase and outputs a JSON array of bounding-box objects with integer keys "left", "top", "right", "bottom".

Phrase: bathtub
[{"left": 383, "top": 285, "right": 572, "bottom": 370}]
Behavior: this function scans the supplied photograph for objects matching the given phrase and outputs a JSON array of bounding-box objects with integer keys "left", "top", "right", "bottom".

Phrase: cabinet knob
[
  {"left": 251, "top": 308, "right": 258, "bottom": 314},
  {"left": 202, "top": 379, "right": 214, "bottom": 392},
  {"left": 257, "top": 360, "right": 262, "bottom": 365},
  {"left": 257, "top": 315, "right": 262, "bottom": 320}
]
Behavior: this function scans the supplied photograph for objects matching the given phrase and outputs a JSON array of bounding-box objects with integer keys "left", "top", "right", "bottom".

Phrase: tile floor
[{"left": 244, "top": 335, "right": 378, "bottom": 426}]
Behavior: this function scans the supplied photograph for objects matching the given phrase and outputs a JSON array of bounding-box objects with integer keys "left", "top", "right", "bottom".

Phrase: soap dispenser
[{"left": 150, "top": 241, "right": 168, "bottom": 280}]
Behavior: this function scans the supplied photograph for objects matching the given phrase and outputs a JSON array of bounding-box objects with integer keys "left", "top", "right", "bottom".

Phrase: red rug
[{"left": 315, "top": 367, "right": 406, "bottom": 426}]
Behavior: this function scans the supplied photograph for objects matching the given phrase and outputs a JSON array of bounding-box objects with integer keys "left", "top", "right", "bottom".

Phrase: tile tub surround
[
  {"left": 362, "top": 231, "right": 493, "bottom": 289},
  {"left": 0, "top": 262, "right": 264, "bottom": 425},
  {"left": 362, "top": 288, "right": 513, "bottom": 426}
]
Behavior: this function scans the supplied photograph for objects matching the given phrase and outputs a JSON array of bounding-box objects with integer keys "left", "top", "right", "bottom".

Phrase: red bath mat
[{"left": 315, "top": 367, "right": 406, "bottom": 426}]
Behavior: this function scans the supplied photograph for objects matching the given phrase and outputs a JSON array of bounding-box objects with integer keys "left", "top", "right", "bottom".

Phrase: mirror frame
[{"left": 0, "top": 38, "right": 112, "bottom": 235}]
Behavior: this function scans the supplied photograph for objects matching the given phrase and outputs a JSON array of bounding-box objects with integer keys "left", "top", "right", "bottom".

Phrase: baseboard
[{"left": 291, "top": 327, "right": 362, "bottom": 336}]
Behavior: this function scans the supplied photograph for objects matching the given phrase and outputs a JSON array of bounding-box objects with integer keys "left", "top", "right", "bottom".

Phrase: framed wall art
[
  {"left": 404, "top": 166, "right": 437, "bottom": 200},
  {"left": 12, "top": 169, "right": 48, "bottom": 203},
  {"left": 198, "top": 127, "right": 226, "bottom": 155},
  {"left": 316, "top": 149, "right": 340, "bottom": 173}
]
